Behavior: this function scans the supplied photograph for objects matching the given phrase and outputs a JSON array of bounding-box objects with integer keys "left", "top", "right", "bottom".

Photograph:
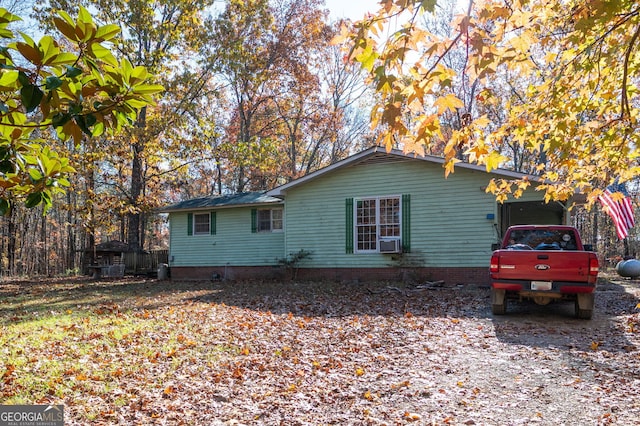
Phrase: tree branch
[{"left": 621, "top": 22, "right": 640, "bottom": 119}]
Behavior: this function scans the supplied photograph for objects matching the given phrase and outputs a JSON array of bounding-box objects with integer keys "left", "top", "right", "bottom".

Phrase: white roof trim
[{"left": 266, "top": 146, "right": 536, "bottom": 197}]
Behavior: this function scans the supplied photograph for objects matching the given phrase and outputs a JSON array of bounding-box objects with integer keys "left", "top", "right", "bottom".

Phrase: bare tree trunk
[
  {"left": 86, "top": 168, "right": 96, "bottom": 266},
  {"left": 216, "top": 161, "right": 223, "bottom": 194},
  {"left": 119, "top": 214, "right": 126, "bottom": 242},
  {"left": 140, "top": 212, "right": 146, "bottom": 251},
  {"left": 236, "top": 165, "right": 245, "bottom": 193},
  {"left": 128, "top": 141, "right": 143, "bottom": 251},
  {"left": 7, "top": 206, "right": 16, "bottom": 276},
  {"left": 41, "top": 213, "right": 48, "bottom": 276},
  {"left": 127, "top": 107, "right": 147, "bottom": 252},
  {"left": 66, "top": 191, "right": 76, "bottom": 272}
]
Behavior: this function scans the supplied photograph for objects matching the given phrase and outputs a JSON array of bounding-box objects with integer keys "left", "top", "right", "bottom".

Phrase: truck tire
[
  {"left": 491, "top": 288, "right": 506, "bottom": 315},
  {"left": 575, "top": 305, "right": 593, "bottom": 320},
  {"left": 492, "top": 302, "right": 506, "bottom": 315},
  {"left": 575, "top": 293, "right": 595, "bottom": 320}
]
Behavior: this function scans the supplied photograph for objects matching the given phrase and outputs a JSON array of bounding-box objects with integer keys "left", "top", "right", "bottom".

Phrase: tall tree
[
  {"left": 207, "top": 0, "right": 333, "bottom": 191},
  {"left": 283, "top": 29, "right": 373, "bottom": 175},
  {"left": 35, "top": 0, "right": 215, "bottom": 251}
]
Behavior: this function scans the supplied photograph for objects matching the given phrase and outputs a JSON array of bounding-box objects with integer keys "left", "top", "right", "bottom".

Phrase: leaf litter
[{"left": 0, "top": 275, "right": 639, "bottom": 425}]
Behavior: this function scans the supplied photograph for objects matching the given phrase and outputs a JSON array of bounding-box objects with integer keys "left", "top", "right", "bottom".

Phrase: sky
[
  {"left": 324, "top": 0, "right": 380, "bottom": 21},
  {"left": 324, "top": 0, "right": 472, "bottom": 21}
]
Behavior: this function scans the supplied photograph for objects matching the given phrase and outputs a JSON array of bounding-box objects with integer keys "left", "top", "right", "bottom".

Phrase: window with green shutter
[
  {"left": 187, "top": 212, "right": 215, "bottom": 235},
  {"left": 346, "top": 195, "right": 410, "bottom": 253}
]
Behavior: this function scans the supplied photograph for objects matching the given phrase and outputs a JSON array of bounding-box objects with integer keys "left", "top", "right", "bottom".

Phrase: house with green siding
[{"left": 160, "top": 146, "right": 566, "bottom": 284}]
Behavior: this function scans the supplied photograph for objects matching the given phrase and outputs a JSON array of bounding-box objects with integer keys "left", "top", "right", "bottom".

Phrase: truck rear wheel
[
  {"left": 491, "top": 288, "right": 506, "bottom": 315},
  {"left": 575, "top": 293, "right": 595, "bottom": 320},
  {"left": 492, "top": 302, "right": 506, "bottom": 315}
]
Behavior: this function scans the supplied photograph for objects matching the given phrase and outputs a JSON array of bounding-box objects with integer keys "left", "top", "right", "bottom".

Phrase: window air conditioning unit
[{"left": 379, "top": 239, "right": 401, "bottom": 254}]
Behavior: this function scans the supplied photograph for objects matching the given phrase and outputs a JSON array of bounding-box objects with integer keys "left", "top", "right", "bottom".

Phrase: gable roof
[
  {"left": 159, "top": 192, "right": 282, "bottom": 213},
  {"left": 267, "top": 146, "right": 535, "bottom": 197}
]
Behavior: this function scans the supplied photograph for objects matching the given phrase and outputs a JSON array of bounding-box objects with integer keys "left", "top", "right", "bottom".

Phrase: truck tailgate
[{"left": 492, "top": 250, "right": 595, "bottom": 282}]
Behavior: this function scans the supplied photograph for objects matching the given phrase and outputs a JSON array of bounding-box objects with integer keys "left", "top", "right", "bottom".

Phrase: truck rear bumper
[{"left": 492, "top": 280, "right": 595, "bottom": 294}]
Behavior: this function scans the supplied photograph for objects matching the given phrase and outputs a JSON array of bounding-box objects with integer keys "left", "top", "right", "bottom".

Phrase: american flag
[{"left": 598, "top": 182, "right": 635, "bottom": 240}]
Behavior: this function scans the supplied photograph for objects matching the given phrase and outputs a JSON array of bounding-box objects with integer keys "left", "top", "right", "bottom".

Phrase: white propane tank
[{"left": 616, "top": 259, "right": 640, "bottom": 278}]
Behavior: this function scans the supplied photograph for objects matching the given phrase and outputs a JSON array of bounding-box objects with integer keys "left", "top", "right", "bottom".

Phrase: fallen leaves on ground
[{"left": 0, "top": 275, "right": 639, "bottom": 424}]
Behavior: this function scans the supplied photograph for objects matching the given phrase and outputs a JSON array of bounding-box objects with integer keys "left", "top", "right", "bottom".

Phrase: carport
[{"left": 498, "top": 200, "right": 566, "bottom": 235}]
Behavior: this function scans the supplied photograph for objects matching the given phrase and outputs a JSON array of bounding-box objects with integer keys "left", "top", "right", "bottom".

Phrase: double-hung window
[
  {"left": 193, "top": 213, "right": 211, "bottom": 235},
  {"left": 257, "top": 208, "right": 283, "bottom": 232},
  {"left": 355, "top": 196, "right": 401, "bottom": 252}
]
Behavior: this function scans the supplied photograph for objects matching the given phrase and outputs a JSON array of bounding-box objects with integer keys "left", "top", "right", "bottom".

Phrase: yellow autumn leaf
[
  {"left": 517, "top": 178, "right": 531, "bottom": 190},
  {"left": 465, "top": 143, "right": 489, "bottom": 164},
  {"left": 443, "top": 158, "right": 459, "bottom": 178},
  {"left": 473, "top": 115, "right": 491, "bottom": 128},
  {"left": 433, "top": 93, "right": 464, "bottom": 114},
  {"left": 355, "top": 367, "right": 365, "bottom": 376},
  {"left": 363, "top": 390, "right": 373, "bottom": 400},
  {"left": 330, "top": 22, "right": 352, "bottom": 45},
  {"left": 355, "top": 43, "right": 377, "bottom": 72},
  {"left": 485, "top": 179, "right": 498, "bottom": 194},
  {"left": 590, "top": 341, "right": 599, "bottom": 351},
  {"left": 484, "top": 151, "right": 506, "bottom": 172},
  {"left": 509, "top": 31, "right": 536, "bottom": 54}
]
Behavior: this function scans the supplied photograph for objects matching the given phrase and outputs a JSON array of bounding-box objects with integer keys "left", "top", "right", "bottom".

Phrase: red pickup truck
[{"left": 489, "top": 225, "right": 599, "bottom": 319}]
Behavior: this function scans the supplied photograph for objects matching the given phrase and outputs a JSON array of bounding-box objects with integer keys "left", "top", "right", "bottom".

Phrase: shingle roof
[{"left": 159, "top": 192, "right": 282, "bottom": 213}]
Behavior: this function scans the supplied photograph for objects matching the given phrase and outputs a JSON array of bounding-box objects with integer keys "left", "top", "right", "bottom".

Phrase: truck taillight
[
  {"left": 490, "top": 254, "right": 500, "bottom": 273},
  {"left": 589, "top": 255, "right": 599, "bottom": 276}
]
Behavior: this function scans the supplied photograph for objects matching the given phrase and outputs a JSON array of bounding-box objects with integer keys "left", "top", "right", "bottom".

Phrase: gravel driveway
[{"left": 169, "top": 275, "right": 640, "bottom": 425}]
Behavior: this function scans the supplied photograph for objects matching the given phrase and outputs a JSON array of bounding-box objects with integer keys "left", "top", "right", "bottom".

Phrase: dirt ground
[
  {"left": 2, "top": 274, "right": 640, "bottom": 425},
  {"left": 184, "top": 276, "right": 640, "bottom": 426}
]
